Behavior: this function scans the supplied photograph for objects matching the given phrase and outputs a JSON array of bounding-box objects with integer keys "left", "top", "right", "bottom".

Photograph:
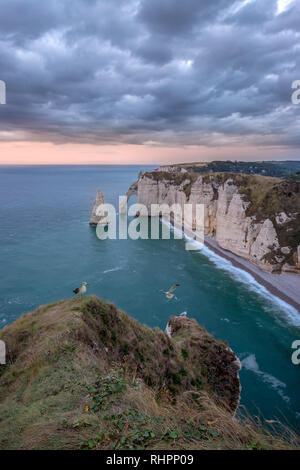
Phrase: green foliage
[
  {"left": 89, "top": 371, "right": 127, "bottom": 412},
  {"left": 82, "top": 408, "right": 158, "bottom": 450},
  {"left": 285, "top": 171, "right": 300, "bottom": 182},
  {"left": 181, "top": 348, "right": 189, "bottom": 360},
  {"left": 191, "top": 377, "right": 203, "bottom": 390},
  {"left": 183, "top": 421, "right": 219, "bottom": 441},
  {"left": 163, "top": 429, "right": 178, "bottom": 440},
  {"left": 177, "top": 160, "right": 300, "bottom": 178},
  {"left": 0, "top": 365, "right": 9, "bottom": 378},
  {"left": 82, "top": 297, "right": 112, "bottom": 324},
  {"left": 167, "top": 372, "right": 182, "bottom": 385},
  {"left": 121, "top": 343, "right": 129, "bottom": 355},
  {"left": 246, "top": 440, "right": 264, "bottom": 450}
]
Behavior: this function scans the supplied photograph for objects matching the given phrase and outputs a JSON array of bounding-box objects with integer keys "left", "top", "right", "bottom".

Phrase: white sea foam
[
  {"left": 7, "top": 296, "right": 25, "bottom": 305},
  {"left": 102, "top": 266, "right": 122, "bottom": 274},
  {"left": 242, "top": 354, "right": 290, "bottom": 403},
  {"left": 162, "top": 219, "right": 300, "bottom": 328},
  {"left": 200, "top": 244, "right": 300, "bottom": 328}
]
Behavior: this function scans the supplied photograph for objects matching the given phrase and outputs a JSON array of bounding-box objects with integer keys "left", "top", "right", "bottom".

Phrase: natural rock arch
[{"left": 119, "top": 180, "right": 138, "bottom": 214}]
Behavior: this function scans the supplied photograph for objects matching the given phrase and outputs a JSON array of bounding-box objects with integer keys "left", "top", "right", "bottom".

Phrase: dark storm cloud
[
  {"left": 0, "top": 0, "right": 299, "bottom": 148},
  {"left": 138, "top": 0, "right": 229, "bottom": 35},
  {"left": 0, "top": 0, "right": 65, "bottom": 43}
]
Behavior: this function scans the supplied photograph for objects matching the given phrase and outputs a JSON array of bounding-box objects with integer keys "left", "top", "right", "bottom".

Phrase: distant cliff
[{"left": 126, "top": 167, "right": 300, "bottom": 274}]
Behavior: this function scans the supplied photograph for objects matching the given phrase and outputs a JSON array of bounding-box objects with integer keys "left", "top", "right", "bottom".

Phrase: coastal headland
[
  {"left": 117, "top": 163, "right": 300, "bottom": 314},
  {"left": 0, "top": 296, "right": 298, "bottom": 450}
]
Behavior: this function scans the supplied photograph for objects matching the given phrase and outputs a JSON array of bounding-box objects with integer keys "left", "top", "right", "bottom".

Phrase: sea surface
[{"left": 0, "top": 164, "right": 299, "bottom": 431}]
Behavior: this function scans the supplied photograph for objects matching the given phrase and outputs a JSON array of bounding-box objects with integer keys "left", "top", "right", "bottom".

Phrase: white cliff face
[
  {"left": 128, "top": 171, "right": 299, "bottom": 274},
  {"left": 89, "top": 188, "right": 109, "bottom": 226},
  {"left": 189, "top": 177, "right": 217, "bottom": 233},
  {"left": 215, "top": 181, "right": 257, "bottom": 260},
  {"left": 276, "top": 212, "right": 292, "bottom": 225},
  {"left": 137, "top": 175, "right": 188, "bottom": 214},
  {"left": 249, "top": 219, "right": 280, "bottom": 271}
]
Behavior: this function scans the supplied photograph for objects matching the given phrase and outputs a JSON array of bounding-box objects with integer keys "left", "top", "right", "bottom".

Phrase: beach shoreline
[
  {"left": 168, "top": 216, "right": 300, "bottom": 315},
  {"left": 203, "top": 235, "right": 300, "bottom": 315}
]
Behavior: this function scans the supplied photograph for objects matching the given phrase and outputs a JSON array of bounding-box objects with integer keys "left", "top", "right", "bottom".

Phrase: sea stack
[{"left": 89, "top": 188, "right": 109, "bottom": 226}]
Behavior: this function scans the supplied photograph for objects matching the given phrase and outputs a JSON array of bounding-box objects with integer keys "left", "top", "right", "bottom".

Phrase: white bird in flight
[
  {"left": 179, "top": 311, "right": 187, "bottom": 317},
  {"left": 157, "top": 283, "right": 180, "bottom": 300},
  {"left": 73, "top": 281, "right": 89, "bottom": 297}
]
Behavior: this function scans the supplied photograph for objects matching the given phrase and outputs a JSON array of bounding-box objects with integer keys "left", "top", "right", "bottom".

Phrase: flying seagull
[
  {"left": 73, "top": 282, "right": 89, "bottom": 297},
  {"left": 157, "top": 284, "right": 180, "bottom": 300}
]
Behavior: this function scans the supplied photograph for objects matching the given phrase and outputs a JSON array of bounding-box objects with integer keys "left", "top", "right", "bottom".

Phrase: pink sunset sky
[{"left": 0, "top": 142, "right": 297, "bottom": 165}]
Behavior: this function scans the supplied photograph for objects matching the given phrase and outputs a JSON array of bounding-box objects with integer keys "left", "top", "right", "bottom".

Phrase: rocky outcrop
[
  {"left": 119, "top": 180, "right": 138, "bottom": 214},
  {"left": 0, "top": 296, "right": 243, "bottom": 449},
  {"left": 126, "top": 168, "right": 300, "bottom": 274},
  {"left": 165, "top": 315, "right": 241, "bottom": 413},
  {"left": 89, "top": 188, "right": 109, "bottom": 225}
]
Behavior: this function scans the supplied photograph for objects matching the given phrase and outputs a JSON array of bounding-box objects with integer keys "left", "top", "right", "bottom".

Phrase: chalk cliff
[
  {"left": 126, "top": 168, "right": 300, "bottom": 274},
  {"left": 89, "top": 188, "right": 109, "bottom": 226}
]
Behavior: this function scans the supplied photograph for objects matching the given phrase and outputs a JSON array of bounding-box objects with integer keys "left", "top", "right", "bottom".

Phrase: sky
[{"left": 0, "top": 0, "right": 299, "bottom": 164}]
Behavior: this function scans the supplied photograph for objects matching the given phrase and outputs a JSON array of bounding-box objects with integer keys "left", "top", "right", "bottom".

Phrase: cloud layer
[{"left": 0, "top": 0, "right": 299, "bottom": 149}]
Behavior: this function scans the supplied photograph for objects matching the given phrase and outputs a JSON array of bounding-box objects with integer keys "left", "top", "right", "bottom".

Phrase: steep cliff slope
[
  {"left": 0, "top": 297, "right": 297, "bottom": 450},
  {"left": 127, "top": 168, "right": 300, "bottom": 274},
  {"left": 89, "top": 188, "right": 109, "bottom": 226}
]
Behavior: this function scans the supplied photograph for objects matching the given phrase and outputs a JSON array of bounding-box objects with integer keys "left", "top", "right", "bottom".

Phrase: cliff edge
[{"left": 0, "top": 297, "right": 297, "bottom": 450}]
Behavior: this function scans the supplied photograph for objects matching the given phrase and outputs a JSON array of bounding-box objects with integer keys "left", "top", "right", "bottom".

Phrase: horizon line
[
  {"left": 1, "top": 159, "right": 300, "bottom": 167},
  {"left": 0, "top": 162, "right": 160, "bottom": 166}
]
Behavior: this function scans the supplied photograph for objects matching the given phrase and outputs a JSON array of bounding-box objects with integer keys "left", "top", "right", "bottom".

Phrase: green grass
[{"left": 0, "top": 297, "right": 298, "bottom": 450}]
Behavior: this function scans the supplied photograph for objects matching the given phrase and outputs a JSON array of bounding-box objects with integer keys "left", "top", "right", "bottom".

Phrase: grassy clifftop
[
  {"left": 172, "top": 160, "right": 300, "bottom": 178},
  {"left": 0, "top": 297, "right": 298, "bottom": 450}
]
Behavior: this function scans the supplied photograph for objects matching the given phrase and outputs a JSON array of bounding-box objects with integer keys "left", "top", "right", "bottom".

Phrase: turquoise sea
[{"left": 0, "top": 165, "right": 299, "bottom": 430}]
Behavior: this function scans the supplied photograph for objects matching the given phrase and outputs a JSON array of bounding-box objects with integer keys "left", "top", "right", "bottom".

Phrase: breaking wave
[
  {"left": 163, "top": 219, "right": 300, "bottom": 328},
  {"left": 242, "top": 354, "right": 290, "bottom": 403}
]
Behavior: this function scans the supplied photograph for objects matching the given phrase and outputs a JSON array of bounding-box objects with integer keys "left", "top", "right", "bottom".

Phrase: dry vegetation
[{"left": 0, "top": 296, "right": 299, "bottom": 450}]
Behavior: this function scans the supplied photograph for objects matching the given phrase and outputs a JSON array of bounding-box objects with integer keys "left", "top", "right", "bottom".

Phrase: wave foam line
[
  {"left": 102, "top": 266, "right": 122, "bottom": 274},
  {"left": 242, "top": 354, "right": 290, "bottom": 403},
  {"left": 200, "top": 244, "right": 300, "bottom": 328},
  {"left": 162, "top": 219, "right": 300, "bottom": 328}
]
